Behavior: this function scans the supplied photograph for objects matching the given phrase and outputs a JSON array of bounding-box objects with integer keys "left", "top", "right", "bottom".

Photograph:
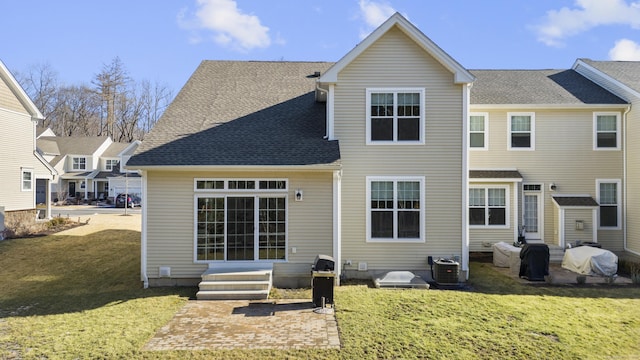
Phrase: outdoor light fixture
[{"left": 295, "top": 189, "right": 303, "bottom": 201}]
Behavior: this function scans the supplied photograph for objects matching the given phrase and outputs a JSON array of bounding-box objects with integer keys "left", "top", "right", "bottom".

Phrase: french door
[
  {"left": 523, "top": 186, "right": 542, "bottom": 240},
  {"left": 227, "top": 197, "right": 255, "bottom": 260}
]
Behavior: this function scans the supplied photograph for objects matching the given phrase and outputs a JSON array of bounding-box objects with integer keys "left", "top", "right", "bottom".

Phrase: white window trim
[
  {"left": 365, "top": 88, "right": 426, "bottom": 145},
  {"left": 105, "top": 158, "right": 120, "bottom": 171},
  {"left": 596, "top": 179, "right": 622, "bottom": 230},
  {"left": 469, "top": 184, "right": 510, "bottom": 229},
  {"left": 365, "top": 176, "right": 425, "bottom": 243},
  {"left": 468, "top": 112, "right": 489, "bottom": 150},
  {"left": 193, "top": 193, "right": 289, "bottom": 263},
  {"left": 593, "top": 112, "right": 621, "bottom": 150},
  {"left": 194, "top": 178, "right": 288, "bottom": 192},
  {"left": 72, "top": 156, "right": 87, "bottom": 170},
  {"left": 507, "top": 112, "right": 535, "bottom": 151},
  {"left": 21, "top": 168, "right": 33, "bottom": 192}
]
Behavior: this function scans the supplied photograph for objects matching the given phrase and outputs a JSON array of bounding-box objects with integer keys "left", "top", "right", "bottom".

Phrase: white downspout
[
  {"left": 462, "top": 83, "right": 471, "bottom": 279},
  {"left": 333, "top": 169, "right": 342, "bottom": 285},
  {"left": 140, "top": 170, "right": 149, "bottom": 288},
  {"left": 622, "top": 105, "right": 638, "bottom": 255}
]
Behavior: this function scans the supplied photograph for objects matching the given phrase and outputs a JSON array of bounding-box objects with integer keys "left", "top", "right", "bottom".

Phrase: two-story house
[
  {"left": 128, "top": 13, "right": 638, "bottom": 295},
  {"left": 0, "top": 60, "right": 56, "bottom": 235},
  {"left": 128, "top": 13, "right": 474, "bottom": 292},
  {"left": 37, "top": 133, "right": 141, "bottom": 202}
]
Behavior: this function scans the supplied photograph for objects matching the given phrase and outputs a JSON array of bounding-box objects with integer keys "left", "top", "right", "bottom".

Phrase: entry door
[
  {"left": 68, "top": 182, "right": 76, "bottom": 197},
  {"left": 523, "top": 192, "right": 541, "bottom": 239},
  {"left": 226, "top": 197, "right": 255, "bottom": 260}
]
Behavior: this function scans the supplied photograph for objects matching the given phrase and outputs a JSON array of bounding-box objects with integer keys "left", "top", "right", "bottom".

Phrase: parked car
[{"left": 115, "top": 193, "right": 141, "bottom": 208}]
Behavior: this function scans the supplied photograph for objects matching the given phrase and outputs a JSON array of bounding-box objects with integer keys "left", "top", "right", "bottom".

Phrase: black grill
[{"left": 311, "top": 254, "right": 335, "bottom": 307}]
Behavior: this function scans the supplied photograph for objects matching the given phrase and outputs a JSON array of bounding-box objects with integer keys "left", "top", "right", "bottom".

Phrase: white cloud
[
  {"left": 358, "top": 0, "right": 396, "bottom": 39},
  {"left": 178, "top": 0, "right": 271, "bottom": 51},
  {"left": 535, "top": 0, "right": 640, "bottom": 47},
  {"left": 609, "top": 38, "right": 640, "bottom": 60}
]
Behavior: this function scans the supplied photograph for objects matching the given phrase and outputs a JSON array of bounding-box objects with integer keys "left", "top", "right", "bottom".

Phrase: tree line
[{"left": 16, "top": 57, "right": 173, "bottom": 142}]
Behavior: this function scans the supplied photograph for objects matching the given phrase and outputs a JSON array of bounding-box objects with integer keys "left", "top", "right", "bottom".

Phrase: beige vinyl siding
[
  {"left": 0, "top": 109, "right": 36, "bottom": 211},
  {"left": 469, "top": 108, "right": 624, "bottom": 249},
  {"left": 145, "top": 170, "right": 334, "bottom": 280},
  {"left": 563, "top": 208, "right": 594, "bottom": 245},
  {"left": 0, "top": 77, "right": 28, "bottom": 114},
  {"left": 335, "top": 26, "right": 464, "bottom": 271}
]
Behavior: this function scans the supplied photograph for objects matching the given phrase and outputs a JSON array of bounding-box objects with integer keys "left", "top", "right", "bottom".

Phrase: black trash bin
[
  {"left": 519, "top": 244, "right": 549, "bottom": 281},
  {"left": 312, "top": 255, "right": 335, "bottom": 307}
]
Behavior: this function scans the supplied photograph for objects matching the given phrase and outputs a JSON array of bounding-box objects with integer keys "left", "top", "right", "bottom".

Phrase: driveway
[{"left": 53, "top": 211, "right": 141, "bottom": 235}]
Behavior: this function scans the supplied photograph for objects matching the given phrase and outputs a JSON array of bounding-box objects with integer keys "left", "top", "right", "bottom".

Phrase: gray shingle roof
[
  {"left": 128, "top": 61, "right": 340, "bottom": 167},
  {"left": 470, "top": 69, "right": 627, "bottom": 105},
  {"left": 580, "top": 59, "right": 640, "bottom": 94},
  {"left": 37, "top": 136, "right": 111, "bottom": 166},
  {"left": 102, "top": 142, "right": 129, "bottom": 157},
  {"left": 469, "top": 170, "right": 523, "bottom": 179},
  {"left": 552, "top": 196, "right": 598, "bottom": 207}
]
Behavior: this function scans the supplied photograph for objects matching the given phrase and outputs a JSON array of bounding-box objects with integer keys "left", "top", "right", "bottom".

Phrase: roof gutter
[
  {"left": 126, "top": 164, "right": 342, "bottom": 172},
  {"left": 471, "top": 103, "right": 630, "bottom": 110}
]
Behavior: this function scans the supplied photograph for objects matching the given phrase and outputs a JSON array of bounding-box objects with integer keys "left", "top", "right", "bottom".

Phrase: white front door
[{"left": 523, "top": 192, "right": 542, "bottom": 240}]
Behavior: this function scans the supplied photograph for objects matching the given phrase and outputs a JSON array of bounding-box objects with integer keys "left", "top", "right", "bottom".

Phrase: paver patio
[{"left": 143, "top": 300, "right": 340, "bottom": 351}]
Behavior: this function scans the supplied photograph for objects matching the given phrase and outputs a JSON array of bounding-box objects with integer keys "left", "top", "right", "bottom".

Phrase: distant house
[
  {"left": 0, "top": 60, "right": 57, "bottom": 235},
  {"left": 128, "top": 13, "right": 640, "bottom": 293},
  {"left": 36, "top": 133, "right": 141, "bottom": 202}
]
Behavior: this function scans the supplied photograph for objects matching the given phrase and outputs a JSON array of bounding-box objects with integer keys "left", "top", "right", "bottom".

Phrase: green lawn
[{"left": 1, "top": 231, "right": 639, "bottom": 359}]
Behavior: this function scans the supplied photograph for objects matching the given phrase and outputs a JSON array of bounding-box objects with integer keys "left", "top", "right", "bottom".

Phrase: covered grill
[{"left": 311, "top": 255, "right": 335, "bottom": 308}]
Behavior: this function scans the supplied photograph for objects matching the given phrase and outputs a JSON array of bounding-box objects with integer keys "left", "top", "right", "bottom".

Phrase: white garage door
[{"left": 109, "top": 177, "right": 142, "bottom": 198}]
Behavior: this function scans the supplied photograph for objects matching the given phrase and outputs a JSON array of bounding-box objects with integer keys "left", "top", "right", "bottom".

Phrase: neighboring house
[
  {"left": 128, "top": 13, "right": 639, "bottom": 291},
  {"left": 36, "top": 134, "right": 141, "bottom": 202},
  {"left": 572, "top": 59, "right": 640, "bottom": 257},
  {"left": 0, "top": 60, "right": 57, "bottom": 234},
  {"left": 467, "top": 69, "right": 628, "bottom": 257}
]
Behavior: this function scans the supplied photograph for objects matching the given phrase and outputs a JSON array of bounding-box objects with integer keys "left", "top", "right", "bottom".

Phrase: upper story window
[
  {"left": 72, "top": 157, "right": 86, "bottom": 170},
  {"left": 594, "top": 112, "right": 620, "bottom": 150},
  {"left": 508, "top": 113, "right": 535, "bottom": 150},
  {"left": 469, "top": 113, "right": 488, "bottom": 150},
  {"left": 105, "top": 159, "right": 120, "bottom": 171},
  {"left": 21, "top": 168, "right": 33, "bottom": 191},
  {"left": 469, "top": 186, "right": 509, "bottom": 227},
  {"left": 366, "top": 88, "right": 425, "bottom": 144},
  {"left": 597, "top": 179, "right": 621, "bottom": 229},
  {"left": 366, "top": 176, "right": 424, "bottom": 242}
]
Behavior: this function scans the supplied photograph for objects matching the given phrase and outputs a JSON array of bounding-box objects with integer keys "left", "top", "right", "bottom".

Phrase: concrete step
[
  {"left": 201, "top": 269, "right": 272, "bottom": 282},
  {"left": 196, "top": 289, "right": 270, "bottom": 300},
  {"left": 198, "top": 280, "right": 271, "bottom": 291}
]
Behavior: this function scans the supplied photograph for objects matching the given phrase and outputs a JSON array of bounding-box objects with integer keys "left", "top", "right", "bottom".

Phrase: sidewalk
[{"left": 53, "top": 212, "right": 141, "bottom": 235}]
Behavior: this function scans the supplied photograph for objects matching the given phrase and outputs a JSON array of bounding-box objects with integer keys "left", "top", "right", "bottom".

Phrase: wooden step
[
  {"left": 197, "top": 267, "right": 273, "bottom": 300},
  {"left": 198, "top": 280, "right": 271, "bottom": 291}
]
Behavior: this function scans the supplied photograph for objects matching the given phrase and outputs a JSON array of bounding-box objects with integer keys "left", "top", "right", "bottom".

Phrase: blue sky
[{"left": 2, "top": 0, "right": 640, "bottom": 93}]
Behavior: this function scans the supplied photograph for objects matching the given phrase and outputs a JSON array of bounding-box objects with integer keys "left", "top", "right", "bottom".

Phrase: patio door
[
  {"left": 226, "top": 197, "right": 255, "bottom": 260},
  {"left": 523, "top": 184, "right": 542, "bottom": 240}
]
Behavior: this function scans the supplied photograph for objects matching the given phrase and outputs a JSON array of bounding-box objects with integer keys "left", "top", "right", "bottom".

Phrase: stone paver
[{"left": 143, "top": 300, "right": 340, "bottom": 351}]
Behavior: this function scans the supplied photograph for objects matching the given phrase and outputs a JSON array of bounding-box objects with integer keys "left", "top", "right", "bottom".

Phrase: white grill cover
[
  {"left": 492, "top": 242, "right": 521, "bottom": 268},
  {"left": 561, "top": 246, "right": 618, "bottom": 276}
]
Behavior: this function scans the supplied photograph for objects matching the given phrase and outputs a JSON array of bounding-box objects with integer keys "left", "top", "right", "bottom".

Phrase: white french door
[{"left": 523, "top": 188, "right": 542, "bottom": 240}]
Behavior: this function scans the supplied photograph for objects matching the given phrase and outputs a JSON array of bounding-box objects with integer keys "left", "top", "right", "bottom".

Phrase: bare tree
[
  {"left": 14, "top": 63, "right": 60, "bottom": 128},
  {"left": 93, "top": 57, "right": 130, "bottom": 138}
]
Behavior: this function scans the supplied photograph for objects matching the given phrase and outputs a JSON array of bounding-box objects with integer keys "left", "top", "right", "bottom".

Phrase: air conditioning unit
[{"left": 433, "top": 259, "right": 459, "bottom": 285}]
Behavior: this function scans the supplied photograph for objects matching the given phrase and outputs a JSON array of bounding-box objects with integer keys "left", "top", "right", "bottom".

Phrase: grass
[{"left": 0, "top": 232, "right": 639, "bottom": 359}]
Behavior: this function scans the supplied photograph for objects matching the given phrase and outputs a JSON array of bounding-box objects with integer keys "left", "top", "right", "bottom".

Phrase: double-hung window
[
  {"left": 469, "top": 186, "right": 508, "bottom": 227},
  {"left": 72, "top": 157, "right": 86, "bottom": 170},
  {"left": 469, "top": 113, "right": 488, "bottom": 150},
  {"left": 597, "top": 179, "right": 621, "bottom": 229},
  {"left": 366, "top": 88, "right": 425, "bottom": 144},
  {"left": 105, "top": 159, "right": 120, "bottom": 171},
  {"left": 367, "top": 177, "right": 424, "bottom": 242},
  {"left": 594, "top": 112, "right": 620, "bottom": 150},
  {"left": 508, "top": 113, "right": 534, "bottom": 150},
  {"left": 21, "top": 168, "right": 33, "bottom": 191}
]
